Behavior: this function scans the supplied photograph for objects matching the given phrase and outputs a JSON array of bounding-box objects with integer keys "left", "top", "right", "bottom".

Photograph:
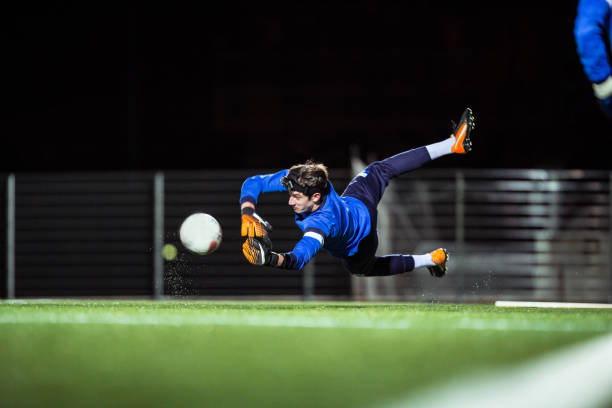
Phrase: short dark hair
[{"left": 287, "top": 160, "right": 329, "bottom": 200}]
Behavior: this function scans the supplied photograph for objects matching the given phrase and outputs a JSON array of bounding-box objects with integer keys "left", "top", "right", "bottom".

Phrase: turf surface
[{"left": 2, "top": 300, "right": 611, "bottom": 407}]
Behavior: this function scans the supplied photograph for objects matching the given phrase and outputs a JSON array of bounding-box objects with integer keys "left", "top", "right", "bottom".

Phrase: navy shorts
[
  {"left": 339, "top": 146, "right": 431, "bottom": 275},
  {"left": 340, "top": 160, "right": 394, "bottom": 274}
]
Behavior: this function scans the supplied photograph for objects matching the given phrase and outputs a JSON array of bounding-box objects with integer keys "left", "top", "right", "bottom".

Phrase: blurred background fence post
[
  {"left": 303, "top": 261, "right": 314, "bottom": 301},
  {"left": 6, "top": 174, "right": 15, "bottom": 299},
  {"left": 348, "top": 145, "right": 370, "bottom": 300},
  {"left": 153, "top": 171, "right": 164, "bottom": 299},
  {"left": 455, "top": 171, "right": 465, "bottom": 299}
]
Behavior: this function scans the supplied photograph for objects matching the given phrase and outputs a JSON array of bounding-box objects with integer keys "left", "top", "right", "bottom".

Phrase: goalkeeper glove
[
  {"left": 241, "top": 207, "right": 273, "bottom": 238},
  {"left": 242, "top": 237, "right": 280, "bottom": 266}
]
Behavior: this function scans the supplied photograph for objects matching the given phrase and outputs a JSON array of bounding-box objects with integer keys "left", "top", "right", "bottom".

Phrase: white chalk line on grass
[
  {"left": 378, "top": 332, "right": 612, "bottom": 408},
  {"left": 496, "top": 300, "right": 612, "bottom": 309},
  {"left": 0, "top": 312, "right": 610, "bottom": 333}
]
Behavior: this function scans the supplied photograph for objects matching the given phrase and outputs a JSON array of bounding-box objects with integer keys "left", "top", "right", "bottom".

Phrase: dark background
[{"left": 6, "top": 1, "right": 612, "bottom": 173}]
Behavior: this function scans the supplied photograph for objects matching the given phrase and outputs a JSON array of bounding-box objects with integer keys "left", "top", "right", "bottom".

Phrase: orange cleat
[
  {"left": 427, "top": 248, "right": 449, "bottom": 278},
  {"left": 451, "top": 107, "right": 475, "bottom": 154}
]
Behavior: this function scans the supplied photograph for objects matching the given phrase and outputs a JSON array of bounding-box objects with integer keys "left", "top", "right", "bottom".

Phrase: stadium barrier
[
  {"left": 2, "top": 169, "right": 611, "bottom": 303},
  {"left": 353, "top": 167, "right": 612, "bottom": 303},
  {"left": 0, "top": 170, "right": 351, "bottom": 299}
]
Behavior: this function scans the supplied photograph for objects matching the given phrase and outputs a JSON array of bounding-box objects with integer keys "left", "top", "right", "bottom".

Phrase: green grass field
[{"left": 2, "top": 300, "right": 612, "bottom": 408}]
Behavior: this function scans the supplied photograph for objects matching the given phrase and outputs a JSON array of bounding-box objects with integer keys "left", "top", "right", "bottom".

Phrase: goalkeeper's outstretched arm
[
  {"left": 240, "top": 169, "right": 289, "bottom": 208},
  {"left": 242, "top": 229, "right": 322, "bottom": 269}
]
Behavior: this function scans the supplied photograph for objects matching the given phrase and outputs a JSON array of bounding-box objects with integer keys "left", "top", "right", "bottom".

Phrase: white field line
[
  {"left": 0, "top": 311, "right": 610, "bottom": 333},
  {"left": 379, "top": 333, "right": 612, "bottom": 408},
  {"left": 496, "top": 300, "right": 612, "bottom": 309}
]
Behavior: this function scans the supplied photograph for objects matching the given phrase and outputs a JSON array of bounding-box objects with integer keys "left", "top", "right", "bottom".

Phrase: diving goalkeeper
[{"left": 239, "top": 108, "right": 475, "bottom": 277}]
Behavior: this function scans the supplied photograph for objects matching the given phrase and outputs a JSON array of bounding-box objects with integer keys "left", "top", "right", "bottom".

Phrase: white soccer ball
[{"left": 179, "top": 213, "right": 223, "bottom": 255}]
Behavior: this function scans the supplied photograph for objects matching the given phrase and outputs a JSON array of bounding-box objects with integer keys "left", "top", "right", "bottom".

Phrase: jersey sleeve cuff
[
  {"left": 240, "top": 196, "right": 257, "bottom": 206},
  {"left": 279, "top": 253, "right": 299, "bottom": 270}
]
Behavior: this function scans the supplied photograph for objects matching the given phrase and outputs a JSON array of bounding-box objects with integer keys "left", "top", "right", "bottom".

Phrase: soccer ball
[{"left": 179, "top": 213, "right": 223, "bottom": 255}]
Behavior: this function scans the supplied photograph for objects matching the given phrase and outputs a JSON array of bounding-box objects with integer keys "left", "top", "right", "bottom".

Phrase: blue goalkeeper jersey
[
  {"left": 574, "top": 0, "right": 612, "bottom": 83},
  {"left": 240, "top": 169, "right": 372, "bottom": 270}
]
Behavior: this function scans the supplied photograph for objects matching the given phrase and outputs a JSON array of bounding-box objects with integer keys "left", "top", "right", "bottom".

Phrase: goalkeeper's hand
[
  {"left": 242, "top": 237, "right": 279, "bottom": 266},
  {"left": 241, "top": 207, "right": 273, "bottom": 238},
  {"left": 593, "top": 76, "right": 612, "bottom": 101},
  {"left": 592, "top": 76, "right": 612, "bottom": 119}
]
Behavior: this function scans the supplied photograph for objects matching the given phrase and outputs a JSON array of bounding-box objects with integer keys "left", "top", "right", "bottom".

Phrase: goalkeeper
[{"left": 240, "top": 108, "right": 475, "bottom": 277}]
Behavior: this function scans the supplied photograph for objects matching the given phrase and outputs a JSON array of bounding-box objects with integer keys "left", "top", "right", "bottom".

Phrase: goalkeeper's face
[{"left": 288, "top": 191, "right": 321, "bottom": 214}]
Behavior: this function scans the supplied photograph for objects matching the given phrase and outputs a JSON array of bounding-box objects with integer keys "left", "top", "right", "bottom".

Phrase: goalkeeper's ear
[{"left": 311, "top": 192, "right": 322, "bottom": 205}]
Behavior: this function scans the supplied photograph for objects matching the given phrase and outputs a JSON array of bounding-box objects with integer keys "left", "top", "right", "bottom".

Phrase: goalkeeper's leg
[
  {"left": 379, "top": 107, "right": 474, "bottom": 175},
  {"left": 343, "top": 249, "right": 448, "bottom": 278},
  {"left": 343, "top": 107, "right": 475, "bottom": 209},
  {"left": 341, "top": 230, "right": 448, "bottom": 277}
]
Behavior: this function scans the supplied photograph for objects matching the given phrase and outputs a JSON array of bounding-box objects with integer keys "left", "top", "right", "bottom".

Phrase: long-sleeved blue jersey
[
  {"left": 574, "top": 0, "right": 612, "bottom": 84},
  {"left": 240, "top": 169, "right": 371, "bottom": 270}
]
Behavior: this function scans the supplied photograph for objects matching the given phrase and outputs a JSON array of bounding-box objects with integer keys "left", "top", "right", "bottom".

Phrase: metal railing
[
  {"left": 3, "top": 169, "right": 611, "bottom": 302},
  {"left": 1, "top": 170, "right": 351, "bottom": 299},
  {"left": 353, "top": 168, "right": 612, "bottom": 303}
]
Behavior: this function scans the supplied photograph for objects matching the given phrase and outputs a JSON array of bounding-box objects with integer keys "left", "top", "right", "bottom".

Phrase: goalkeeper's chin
[{"left": 290, "top": 205, "right": 313, "bottom": 215}]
